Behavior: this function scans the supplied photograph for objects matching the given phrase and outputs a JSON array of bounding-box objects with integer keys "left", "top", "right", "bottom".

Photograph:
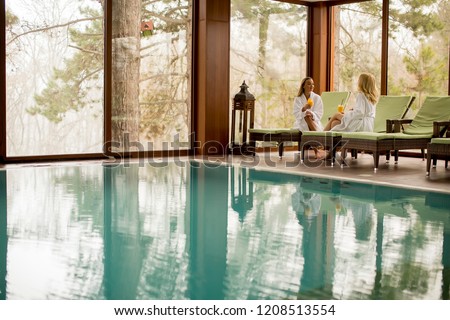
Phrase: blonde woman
[
  {"left": 324, "top": 73, "right": 379, "bottom": 132},
  {"left": 293, "top": 77, "right": 324, "bottom": 131}
]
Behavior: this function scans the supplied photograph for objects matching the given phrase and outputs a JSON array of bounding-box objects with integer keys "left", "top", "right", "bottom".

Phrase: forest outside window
[
  {"left": 230, "top": 0, "right": 308, "bottom": 135},
  {"left": 110, "top": 0, "right": 192, "bottom": 153},
  {"left": 5, "top": 0, "right": 193, "bottom": 157},
  {"left": 387, "top": 0, "right": 449, "bottom": 113},
  {"left": 333, "top": 0, "right": 382, "bottom": 105},
  {"left": 5, "top": 0, "right": 104, "bottom": 157}
]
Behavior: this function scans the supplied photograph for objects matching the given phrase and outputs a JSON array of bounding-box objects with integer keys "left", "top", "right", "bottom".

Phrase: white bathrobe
[
  {"left": 331, "top": 92, "right": 376, "bottom": 132},
  {"left": 293, "top": 91, "right": 324, "bottom": 131}
]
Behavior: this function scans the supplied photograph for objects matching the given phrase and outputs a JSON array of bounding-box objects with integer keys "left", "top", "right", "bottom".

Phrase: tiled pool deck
[
  {"left": 1, "top": 151, "right": 449, "bottom": 194},
  {"left": 226, "top": 150, "right": 450, "bottom": 194}
]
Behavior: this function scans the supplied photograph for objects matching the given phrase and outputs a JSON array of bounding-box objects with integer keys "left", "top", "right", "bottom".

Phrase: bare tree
[{"left": 111, "top": 0, "right": 141, "bottom": 147}]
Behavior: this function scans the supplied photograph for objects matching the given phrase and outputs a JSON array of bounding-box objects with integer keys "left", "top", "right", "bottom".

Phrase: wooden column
[
  {"left": 194, "top": 0, "right": 230, "bottom": 156},
  {"left": 380, "top": 0, "right": 389, "bottom": 95},
  {"left": 307, "top": 4, "right": 331, "bottom": 94}
]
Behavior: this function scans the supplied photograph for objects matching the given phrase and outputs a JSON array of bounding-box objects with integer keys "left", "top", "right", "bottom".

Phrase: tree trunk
[
  {"left": 257, "top": 14, "right": 268, "bottom": 79},
  {"left": 257, "top": 12, "right": 269, "bottom": 127},
  {"left": 111, "top": 0, "right": 141, "bottom": 148},
  {"left": 334, "top": 7, "right": 341, "bottom": 90}
]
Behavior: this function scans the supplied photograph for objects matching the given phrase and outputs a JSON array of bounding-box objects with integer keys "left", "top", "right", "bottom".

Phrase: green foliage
[
  {"left": 390, "top": 0, "right": 443, "bottom": 38},
  {"left": 5, "top": 9, "right": 19, "bottom": 28},
  {"left": 30, "top": 76, "right": 83, "bottom": 122},
  {"left": 139, "top": 2, "right": 191, "bottom": 139},
  {"left": 390, "top": 44, "right": 446, "bottom": 109},
  {"left": 142, "top": 0, "right": 189, "bottom": 34},
  {"left": 23, "top": 0, "right": 450, "bottom": 135},
  {"left": 387, "top": 76, "right": 409, "bottom": 95},
  {"left": 232, "top": 0, "right": 303, "bottom": 18},
  {"left": 337, "top": 0, "right": 446, "bottom": 98},
  {"left": 29, "top": 6, "right": 103, "bottom": 122},
  {"left": 357, "top": 1, "right": 382, "bottom": 18},
  {"left": 140, "top": 87, "right": 185, "bottom": 139},
  {"left": 339, "top": 0, "right": 444, "bottom": 39},
  {"left": 26, "top": 0, "right": 192, "bottom": 147},
  {"left": 387, "top": 0, "right": 448, "bottom": 102},
  {"left": 399, "top": 43, "right": 447, "bottom": 107},
  {"left": 231, "top": 0, "right": 306, "bottom": 128},
  {"left": 256, "top": 77, "right": 296, "bottom": 128}
]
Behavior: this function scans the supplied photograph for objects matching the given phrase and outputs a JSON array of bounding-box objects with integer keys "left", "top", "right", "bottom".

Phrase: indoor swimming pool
[{"left": 0, "top": 161, "right": 449, "bottom": 299}]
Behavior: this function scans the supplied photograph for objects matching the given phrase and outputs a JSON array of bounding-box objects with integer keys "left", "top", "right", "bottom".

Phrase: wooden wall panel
[
  {"left": 194, "top": 0, "right": 230, "bottom": 156},
  {"left": 308, "top": 4, "right": 330, "bottom": 94},
  {"left": 380, "top": 0, "right": 389, "bottom": 95},
  {"left": 199, "top": 0, "right": 229, "bottom": 22}
]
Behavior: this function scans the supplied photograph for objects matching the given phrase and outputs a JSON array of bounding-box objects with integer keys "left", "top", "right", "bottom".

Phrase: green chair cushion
[
  {"left": 430, "top": 138, "right": 450, "bottom": 145},
  {"left": 249, "top": 128, "right": 299, "bottom": 134},
  {"left": 302, "top": 131, "right": 342, "bottom": 137},
  {"left": 320, "top": 91, "right": 351, "bottom": 127},
  {"left": 390, "top": 132, "right": 432, "bottom": 140},
  {"left": 404, "top": 96, "right": 450, "bottom": 135},
  {"left": 373, "top": 95, "right": 414, "bottom": 133},
  {"left": 341, "top": 132, "right": 395, "bottom": 140}
]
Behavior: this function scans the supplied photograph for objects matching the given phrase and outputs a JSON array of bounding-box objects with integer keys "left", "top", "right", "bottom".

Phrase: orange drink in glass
[
  {"left": 307, "top": 98, "right": 314, "bottom": 106},
  {"left": 337, "top": 105, "right": 344, "bottom": 113}
]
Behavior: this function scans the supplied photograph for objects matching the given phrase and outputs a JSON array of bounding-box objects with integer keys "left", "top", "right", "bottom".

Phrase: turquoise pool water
[{"left": 0, "top": 161, "right": 449, "bottom": 300}]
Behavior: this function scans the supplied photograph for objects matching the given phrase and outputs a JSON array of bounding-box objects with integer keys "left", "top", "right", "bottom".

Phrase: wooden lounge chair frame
[
  {"left": 426, "top": 120, "right": 450, "bottom": 176},
  {"left": 339, "top": 96, "right": 416, "bottom": 170},
  {"left": 301, "top": 95, "right": 415, "bottom": 167},
  {"left": 248, "top": 128, "right": 301, "bottom": 158},
  {"left": 389, "top": 97, "right": 450, "bottom": 166}
]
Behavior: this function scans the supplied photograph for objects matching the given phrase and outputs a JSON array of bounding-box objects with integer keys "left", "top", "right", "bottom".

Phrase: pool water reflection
[{"left": 0, "top": 162, "right": 449, "bottom": 299}]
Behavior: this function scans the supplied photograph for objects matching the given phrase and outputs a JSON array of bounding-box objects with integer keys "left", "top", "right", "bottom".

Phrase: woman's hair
[
  {"left": 357, "top": 73, "right": 379, "bottom": 104},
  {"left": 297, "top": 77, "right": 313, "bottom": 97}
]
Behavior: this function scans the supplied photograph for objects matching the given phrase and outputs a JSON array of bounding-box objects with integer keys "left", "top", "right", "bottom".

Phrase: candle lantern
[
  {"left": 231, "top": 81, "right": 255, "bottom": 154},
  {"left": 230, "top": 166, "right": 253, "bottom": 222}
]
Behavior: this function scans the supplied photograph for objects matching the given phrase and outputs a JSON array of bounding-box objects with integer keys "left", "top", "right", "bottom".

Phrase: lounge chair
[
  {"left": 388, "top": 96, "right": 450, "bottom": 166},
  {"left": 320, "top": 91, "right": 351, "bottom": 127},
  {"left": 248, "top": 91, "right": 351, "bottom": 158},
  {"left": 247, "top": 128, "right": 302, "bottom": 158},
  {"left": 300, "top": 95, "right": 415, "bottom": 167},
  {"left": 339, "top": 95, "right": 415, "bottom": 170},
  {"left": 426, "top": 120, "right": 450, "bottom": 176}
]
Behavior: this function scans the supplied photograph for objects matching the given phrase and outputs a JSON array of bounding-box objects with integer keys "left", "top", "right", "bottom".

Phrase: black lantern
[
  {"left": 231, "top": 81, "right": 255, "bottom": 154},
  {"left": 230, "top": 166, "right": 253, "bottom": 222}
]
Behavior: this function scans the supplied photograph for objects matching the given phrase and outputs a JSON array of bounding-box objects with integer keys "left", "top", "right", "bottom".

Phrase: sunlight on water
[{"left": 0, "top": 162, "right": 449, "bottom": 300}]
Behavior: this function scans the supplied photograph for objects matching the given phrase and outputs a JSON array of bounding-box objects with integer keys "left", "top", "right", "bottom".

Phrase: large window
[
  {"left": 333, "top": 1, "right": 382, "bottom": 98},
  {"left": 334, "top": 0, "right": 450, "bottom": 111},
  {"left": 110, "top": 0, "right": 192, "bottom": 152},
  {"left": 230, "top": 0, "right": 308, "bottom": 132},
  {"left": 4, "top": 0, "right": 450, "bottom": 159},
  {"left": 5, "top": 0, "right": 104, "bottom": 156},
  {"left": 5, "top": 0, "right": 192, "bottom": 157},
  {"left": 388, "top": 0, "right": 449, "bottom": 111}
]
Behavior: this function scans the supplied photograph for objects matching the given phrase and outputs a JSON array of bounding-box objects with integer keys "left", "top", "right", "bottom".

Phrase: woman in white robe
[
  {"left": 324, "top": 73, "right": 378, "bottom": 132},
  {"left": 293, "top": 77, "right": 324, "bottom": 132}
]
